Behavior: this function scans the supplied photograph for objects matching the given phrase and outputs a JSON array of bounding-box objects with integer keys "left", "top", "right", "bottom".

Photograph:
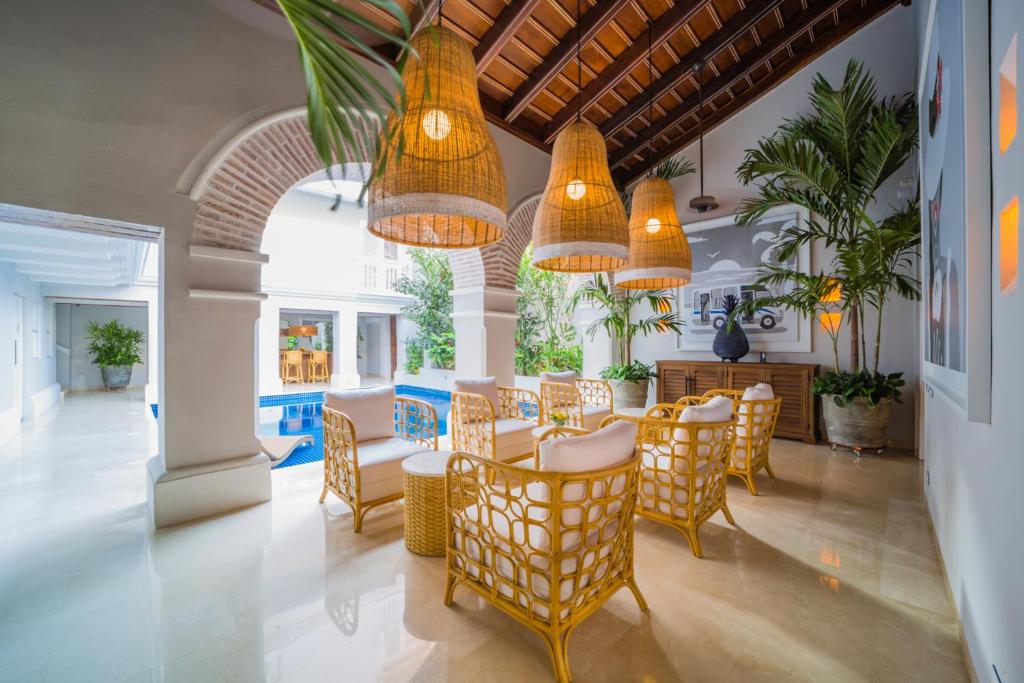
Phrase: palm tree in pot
[
  {"left": 571, "top": 274, "right": 683, "bottom": 409},
  {"left": 729, "top": 59, "right": 920, "bottom": 453},
  {"left": 86, "top": 320, "right": 144, "bottom": 390}
]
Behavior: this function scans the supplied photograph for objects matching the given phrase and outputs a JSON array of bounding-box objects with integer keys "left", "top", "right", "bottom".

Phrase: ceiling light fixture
[{"left": 689, "top": 60, "right": 718, "bottom": 214}]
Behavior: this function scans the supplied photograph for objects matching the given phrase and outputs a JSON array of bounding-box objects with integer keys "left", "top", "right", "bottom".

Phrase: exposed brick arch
[
  {"left": 474, "top": 193, "right": 540, "bottom": 289},
  {"left": 190, "top": 112, "right": 539, "bottom": 289}
]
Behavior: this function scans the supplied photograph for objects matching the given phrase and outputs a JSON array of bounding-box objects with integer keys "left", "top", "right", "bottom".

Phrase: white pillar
[
  {"left": 146, "top": 222, "right": 271, "bottom": 529},
  {"left": 452, "top": 286, "right": 518, "bottom": 385},
  {"left": 144, "top": 286, "right": 159, "bottom": 405},
  {"left": 257, "top": 297, "right": 282, "bottom": 396},
  {"left": 333, "top": 305, "right": 360, "bottom": 388}
]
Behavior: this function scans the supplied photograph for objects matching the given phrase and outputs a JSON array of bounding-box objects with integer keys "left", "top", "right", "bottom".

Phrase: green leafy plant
[
  {"left": 286, "top": 335, "right": 299, "bottom": 350},
  {"left": 730, "top": 59, "right": 920, "bottom": 399},
  {"left": 599, "top": 361, "right": 656, "bottom": 382},
  {"left": 404, "top": 337, "right": 424, "bottom": 374},
  {"left": 571, "top": 274, "right": 683, "bottom": 381},
  {"left": 85, "top": 320, "right": 143, "bottom": 368},
  {"left": 813, "top": 371, "right": 905, "bottom": 407},
  {"left": 514, "top": 245, "right": 582, "bottom": 376},
  {"left": 425, "top": 331, "right": 455, "bottom": 370},
  {"left": 276, "top": 0, "right": 411, "bottom": 187},
  {"left": 322, "top": 321, "right": 333, "bottom": 352},
  {"left": 395, "top": 248, "right": 455, "bottom": 370}
]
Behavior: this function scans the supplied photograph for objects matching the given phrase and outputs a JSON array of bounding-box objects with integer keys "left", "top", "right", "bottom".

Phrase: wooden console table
[{"left": 656, "top": 360, "right": 820, "bottom": 443}]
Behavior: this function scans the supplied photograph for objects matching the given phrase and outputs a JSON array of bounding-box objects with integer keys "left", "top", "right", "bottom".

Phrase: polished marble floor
[{"left": 0, "top": 392, "right": 968, "bottom": 682}]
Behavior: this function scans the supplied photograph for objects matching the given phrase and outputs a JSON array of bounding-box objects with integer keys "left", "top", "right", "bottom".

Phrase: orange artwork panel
[
  {"left": 1000, "top": 197, "right": 1019, "bottom": 294},
  {"left": 999, "top": 35, "right": 1017, "bottom": 154}
]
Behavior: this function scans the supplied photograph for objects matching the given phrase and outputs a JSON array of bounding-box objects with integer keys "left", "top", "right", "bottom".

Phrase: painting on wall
[
  {"left": 675, "top": 204, "right": 811, "bottom": 353},
  {"left": 921, "top": 0, "right": 967, "bottom": 375},
  {"left": 918, "top": 0, "right": 992, "bottom": 421}
]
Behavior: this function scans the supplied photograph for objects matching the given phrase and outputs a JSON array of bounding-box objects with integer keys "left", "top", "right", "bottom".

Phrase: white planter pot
[
  {"left": 608, "top": 379, "right": 648, "bottom": 410},
  {"left": 821, "top": 395, "right": 892, "bottom": 454}
]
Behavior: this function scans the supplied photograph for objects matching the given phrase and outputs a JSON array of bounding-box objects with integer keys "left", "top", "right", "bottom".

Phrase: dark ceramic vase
[{"left": 712, "top": 321, "right": 750, "bottom": 362}]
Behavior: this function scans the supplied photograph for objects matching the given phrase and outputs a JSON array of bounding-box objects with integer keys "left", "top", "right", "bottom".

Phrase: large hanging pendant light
[
  {"left": 368, "top": 8, "right": 507, "bottom": 249},
  {"left": 617, "top": 21, "right": 692, "bottom": 289},
  {"left": 689, "top": 60, "right": 719, "bottom": 213},
  {"left": 531, "top": 0, "right": 628, "bottom": 272}
]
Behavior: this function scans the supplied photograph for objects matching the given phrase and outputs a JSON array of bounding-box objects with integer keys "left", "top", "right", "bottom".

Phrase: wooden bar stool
[
  {"left": 281, "top": 349, "right": 305, "bottom": 384},
  {"left": 307, "top": 350, "right": 330, "bottom": 384}
]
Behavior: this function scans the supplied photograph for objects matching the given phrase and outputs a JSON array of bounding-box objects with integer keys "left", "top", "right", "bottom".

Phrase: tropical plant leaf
[{"left": 277, "top": 0, "right": 411, "bottom": 183}]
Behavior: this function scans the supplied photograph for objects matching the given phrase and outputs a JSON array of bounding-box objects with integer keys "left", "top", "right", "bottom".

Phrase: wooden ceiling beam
[
  {"left": 614, "top": 0, "right": 899, "bottom": 185},
  {"left": 474, "top": 0, "right": 545, "bottom": 75},
  {"left": 542, "top": 1, "right": 713, "bottom": 143},
  {"left": 502, "top": 0, "right": 634, "bottom": 123},
  {"left": 609, "top": 0, "right": 854, "bottom": 172},
  {"left": 599, "top": 0, "right": 784, "bottom": 140}
]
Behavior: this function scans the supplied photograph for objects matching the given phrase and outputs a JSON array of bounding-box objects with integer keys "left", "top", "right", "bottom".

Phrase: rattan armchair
[
  {"left": 450, "top": 378, "right": 540, "bottom": 463},
  {"left": 614, "top": 407, "right": 738, "bottom": 558},
  {"left": 702, "top": 389, "right": 782, "bottom": 495},
  {"left": 538, "top": 371, "right": 614, "bottom": 430},
  {"left": 444, "top": 433, "right": 645, "bottom": 683},
  {"left": 319, "top": 386, "right": 439, "bottom": 532}
]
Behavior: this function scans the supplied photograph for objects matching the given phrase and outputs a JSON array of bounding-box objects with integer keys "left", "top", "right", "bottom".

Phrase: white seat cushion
[
  {"left": 454, "top": 377, "right": 501, "bottom": 416},
  {"left": 356, "top": 437, "right": 431, "bottom": 501},
  {"left": 325, "top": 386, "right": 396, "bottom": 441},
  {"left": 494, "top": 418, "right": 536, "bottom": 462},
  {"left": 735, "top": 384, "right": 775, "bottom": 465},
  {"left": 581, "top": 405, "right": 611, "bottom": 430},
  {"left": 539, "top": 370, "right": 577, "bottom": 385}
]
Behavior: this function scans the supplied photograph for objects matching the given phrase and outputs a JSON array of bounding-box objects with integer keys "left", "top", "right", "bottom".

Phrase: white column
[
  {"left": 257, "top": 297, "right": 282, "bottom": 396},
  {"left": 333, "top": 305, "right": 360, "bottom": 388},
  {"left": 575, "top": 299, "right": 615, "bottom": 379},
  {"left": 452, "top": 286, "right": 518, "bottom": 385},
  {"left": 144, "top": 287, "right": 159, "bottom": 405},
  {"left": 146, "top": 224, "right": 271, "bottom": 529}
]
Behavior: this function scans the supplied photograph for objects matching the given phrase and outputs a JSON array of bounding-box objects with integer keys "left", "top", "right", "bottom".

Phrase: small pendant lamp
[
  {"left": 616, "top": 22, "right": 692, "bottom": 289},
  {"left": 368, "top": 15, "right": 507, "bottom": 248},
  {"left": 531, "top": 0, "right": 628, "bottom": 272}
]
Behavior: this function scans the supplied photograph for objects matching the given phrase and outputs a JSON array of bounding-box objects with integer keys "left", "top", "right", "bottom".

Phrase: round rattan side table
[{"left": 402, "top": 450, "right": 452, "bottom": 557}]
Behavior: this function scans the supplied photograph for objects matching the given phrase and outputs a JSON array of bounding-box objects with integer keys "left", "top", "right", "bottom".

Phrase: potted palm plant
[
  {"left": 572, "top": 274, "right": 683, "bottom": 409},
  {"left": 730, "top": 60, "right": 920, "bottom": 452},
  {"left": 86, "top": 320, "right": 144, "bottom": 390}
]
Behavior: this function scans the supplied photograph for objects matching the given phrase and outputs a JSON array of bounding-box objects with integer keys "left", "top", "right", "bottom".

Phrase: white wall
[
  {"left": 0, "top": 262, "right": 60, "bottom": 444},
  {"left": 630, "top": 7, "right": 920, "bottom": 447},
  {"left": 65, "top": 303, "right": 149, "bottom": 390},
  {"left": 915, "top": 1, "right": 1024, "bottom": 681}
]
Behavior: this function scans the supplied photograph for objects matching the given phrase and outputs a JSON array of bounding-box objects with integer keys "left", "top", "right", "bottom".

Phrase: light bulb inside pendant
[
  {"left": 422, "top": 109, "right": 451, "bottom": 140},
  {"left": 565, "top": 179, "right": 587, "bottom": 200},
  {"left": 645, "top": 217, "right": 661, "bottom": 234}
]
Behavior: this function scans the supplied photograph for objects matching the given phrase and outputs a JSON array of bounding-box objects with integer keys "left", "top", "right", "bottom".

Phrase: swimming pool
[
  {"left": 258, "top": 386, "right": 451, "bottom": 469},
  {"left": 150, "top": 386, "right": 452, "bottom": 469}
]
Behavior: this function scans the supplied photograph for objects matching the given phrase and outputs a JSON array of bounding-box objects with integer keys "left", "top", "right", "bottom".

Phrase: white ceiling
[{"left": 0, "top": 221, "right": 151, "bottom": 287}]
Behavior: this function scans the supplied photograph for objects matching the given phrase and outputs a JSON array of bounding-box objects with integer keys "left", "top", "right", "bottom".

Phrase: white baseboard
[
  {"left": 24, "top": 383, "right": 62, "bottom": 420},
  {"left": 146, "top": 454, "right": 272, "bottom": 528}
]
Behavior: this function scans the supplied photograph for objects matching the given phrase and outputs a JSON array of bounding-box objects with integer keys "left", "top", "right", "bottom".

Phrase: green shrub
[
  {"left": 404, "top": 337, "right": 424, "bottom": 374},
  {"left": 813, "top": 371, "right": 904, "bottom": 407},
  {"left": 600, "top": 361, "right": 656, "bottom": 382},
  {"left": 85, "top": 320, "right": 144, "bottom": 368}
]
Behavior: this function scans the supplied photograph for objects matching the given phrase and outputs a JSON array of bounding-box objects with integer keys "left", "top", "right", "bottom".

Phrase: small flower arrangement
[{"left": 550, "top": 411, "right": 569, "bottom": 427}]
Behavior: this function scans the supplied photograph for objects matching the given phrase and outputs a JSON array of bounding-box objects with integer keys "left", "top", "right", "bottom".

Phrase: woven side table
[{"left": 402, "top": 450, "right": 452, "bottom": 557}]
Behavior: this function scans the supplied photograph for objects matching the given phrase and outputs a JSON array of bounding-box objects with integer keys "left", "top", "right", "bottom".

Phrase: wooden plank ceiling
[{"left": 261, "top": 0, "right": 904, "bottom": 186}]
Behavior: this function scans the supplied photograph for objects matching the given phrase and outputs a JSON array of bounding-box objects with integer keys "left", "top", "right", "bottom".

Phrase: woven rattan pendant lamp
[
  {"left": 531, "top": 1, "right": 628, "bottom": 272},
  {"left": 616, "top": 21, "right": 692, "bottom": 289},
  {"left": 368, "top": 10, "right": 507, "bottom": 248}
]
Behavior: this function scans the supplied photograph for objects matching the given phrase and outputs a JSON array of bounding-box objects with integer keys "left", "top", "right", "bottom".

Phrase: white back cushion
[
  {"left": 454, "top": 377, "right": 501, "bottom": 415},
  {"left": 325, "top": 385, "right": 395, "bottom": 442},
  {"left": 540, "top": 370, "right": 578, "bottom": 385},
  {"left": 742, "top": 383, "right": 774, "bottom": 401},
  {"left": 680, "top": 395, "right": 733, "bottom": 423},
  {"left": 538, "top": 419, "right": 637, "bottom": 473}
]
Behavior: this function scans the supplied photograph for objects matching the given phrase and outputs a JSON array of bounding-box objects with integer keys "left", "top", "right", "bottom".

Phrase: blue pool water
[{"left": 150, "top": 385, "right": 452, "bottom": 470}]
